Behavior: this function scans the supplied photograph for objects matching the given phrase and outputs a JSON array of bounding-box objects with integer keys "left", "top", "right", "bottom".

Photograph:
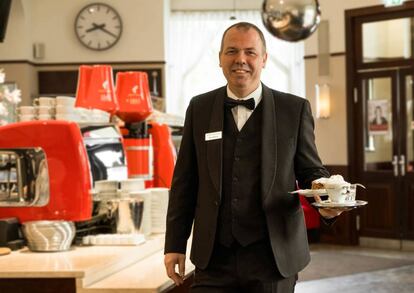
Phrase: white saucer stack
[{"left": 148, "top": 187, "right": 169, "bottom": 233}]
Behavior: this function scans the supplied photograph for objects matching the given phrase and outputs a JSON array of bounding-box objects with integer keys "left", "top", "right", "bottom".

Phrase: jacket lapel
[
  {"left": 261, "top": 84, "right": 277, "bottom": 201},
  {"left": 207, "top": 87, "right": 225, "bottom": 199}
]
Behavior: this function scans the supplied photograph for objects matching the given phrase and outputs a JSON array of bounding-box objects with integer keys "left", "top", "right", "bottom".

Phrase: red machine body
[
  {"left": 115, "top": 70, "right": 176, "bottom": 189},
  {"left": 0, "top": 121, "right": 92, "bottom": 223},
  {"left": 148, "top": 122, "right": 176, "bottom": 188},
  {"left": 122, "top": 122, "right": 176, "bottom": 188}
]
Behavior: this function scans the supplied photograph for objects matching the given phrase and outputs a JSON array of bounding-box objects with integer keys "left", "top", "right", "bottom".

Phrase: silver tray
[{"left": 312, "top": 200, "right": 368, "bottom": 209}]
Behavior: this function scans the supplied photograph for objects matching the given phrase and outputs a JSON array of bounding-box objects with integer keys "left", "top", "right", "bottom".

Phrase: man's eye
[
  {"left": 226, "top": 50, "right": 236, "bottom": 54},
  {"left": 247, "top": 51, "right": 257, "bottom": 56}
]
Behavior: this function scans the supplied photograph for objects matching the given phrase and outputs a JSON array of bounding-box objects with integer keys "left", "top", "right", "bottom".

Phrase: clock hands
[
  {"left": 85, "top": 22, "right": 117, "bottom": 38},
  {"left": 85, "top": 23, "right": 103, "bottom": 33},
  {"left": 99, "top": 26, "right": 118, "bottom": 38}
]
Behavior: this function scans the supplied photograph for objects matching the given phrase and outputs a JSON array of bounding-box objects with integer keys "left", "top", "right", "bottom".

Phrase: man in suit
[{"left": 164, "top": 22, "right": 339, "bottom": 292}]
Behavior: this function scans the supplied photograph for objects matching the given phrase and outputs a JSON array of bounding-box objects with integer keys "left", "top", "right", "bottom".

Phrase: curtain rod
[{"left": 170, "top": 9, "right": 259, "bottom": 12}]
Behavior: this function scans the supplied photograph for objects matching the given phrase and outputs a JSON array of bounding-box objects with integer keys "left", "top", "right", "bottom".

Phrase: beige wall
[
  {"left": 0, "top": 63, "right": 37, "bottom": 105},
  {"left": 0, "top": 0, "right": 169, "bottom": 105},
  {"left": 0, "top": 0, "right": 167, "bottom": 62},
  {"left": 306, "top": 56, "right": 348, "bottom": 165}
]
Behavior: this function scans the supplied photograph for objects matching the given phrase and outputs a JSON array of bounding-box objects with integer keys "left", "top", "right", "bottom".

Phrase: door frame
[{"left": 345, "top": 2, "right": 414, "bottom": 242}]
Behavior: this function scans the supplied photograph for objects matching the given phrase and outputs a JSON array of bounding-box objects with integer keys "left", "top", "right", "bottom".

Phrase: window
[{"left": 167, "top": 11, "right": 305, "bottom": 116}]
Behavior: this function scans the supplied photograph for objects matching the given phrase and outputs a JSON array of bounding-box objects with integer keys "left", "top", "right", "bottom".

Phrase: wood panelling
[
  {"left": 38, "top": 68, "right": 163, "bottom": 97},
  {"left": 0, "top": 278, "right": 76, "bottom": 293},
  {"left": 359, "top": 182, "right": 398, "bottom": 238}
]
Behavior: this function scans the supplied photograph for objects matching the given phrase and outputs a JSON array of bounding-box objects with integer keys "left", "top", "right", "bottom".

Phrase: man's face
[{"left": 219, "top": 27, "right": 268, "bottom": 97}]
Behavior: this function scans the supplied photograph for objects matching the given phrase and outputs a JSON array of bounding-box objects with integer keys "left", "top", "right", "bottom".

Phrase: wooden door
[
  {"left": 355, "top": 68, "right": 414, "bottom": 240},
  {"left": 399, "top": 68, "right": 414, "bottom": 240},
  {"left": 355, "top": 70, "right": 401, "bottom": 239}
]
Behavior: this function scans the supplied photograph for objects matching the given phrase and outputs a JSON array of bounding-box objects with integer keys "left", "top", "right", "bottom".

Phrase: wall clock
[{"left": 74, "top": 3, "right": 123, "bottom": 51}]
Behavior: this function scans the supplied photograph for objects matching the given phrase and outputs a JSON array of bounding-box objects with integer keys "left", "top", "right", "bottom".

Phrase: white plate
[
  {"left": 290, "top": 189, "right": 328, "bottom": 196},
  {"left": 312, "top": 200, "right": 368, "bottom": 209}
]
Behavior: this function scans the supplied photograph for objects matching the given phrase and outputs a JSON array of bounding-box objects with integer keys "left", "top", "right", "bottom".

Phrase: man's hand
[
  {"left": 164, "top": 253, "right": 186, "bottom": 286},
  {"left": 314, "top": 194, "right": 346, "bottom": 219}
]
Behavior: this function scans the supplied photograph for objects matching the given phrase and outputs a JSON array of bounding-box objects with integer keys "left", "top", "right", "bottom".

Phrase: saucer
[
  {"left": 312, "top": 200, "right": 368, "bottom": 209},
  {"left": 290, "top": 189, "right": 328, "bottom": 197}
]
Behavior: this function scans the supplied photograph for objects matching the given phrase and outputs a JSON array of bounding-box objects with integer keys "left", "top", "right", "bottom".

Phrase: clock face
[{"left": 74, "top": 3, "right": 122, "bottom": 51}]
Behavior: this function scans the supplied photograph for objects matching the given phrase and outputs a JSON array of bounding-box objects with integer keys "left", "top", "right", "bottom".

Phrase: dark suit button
[
  {"left": 237, "top": 138, "right": 242, "bottom": 143},
  {"left": 233, "top": 177, "right": 238, "bottom": 182},
  {"left": 235, "top": 157, "right": 240, "bottom": 161},
  {"left": 232, "top": 198, "right": 238, "bottom": 203},
  {"left": 214, "top": 200, "right": 219, "bottom": 206}
]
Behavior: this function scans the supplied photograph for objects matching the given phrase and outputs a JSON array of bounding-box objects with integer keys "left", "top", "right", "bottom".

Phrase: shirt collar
[{"left": 226, "top": 83, "right": 262, "bottom": 110}]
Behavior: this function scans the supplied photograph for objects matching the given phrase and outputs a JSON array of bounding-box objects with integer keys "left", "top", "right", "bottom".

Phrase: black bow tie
[{"left": 224, "top": 97, "right": 255, "bottom": 110}]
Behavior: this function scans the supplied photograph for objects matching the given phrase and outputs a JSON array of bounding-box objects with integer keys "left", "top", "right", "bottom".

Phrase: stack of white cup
[
  {"left": 55, "top": 96, "right": 79, "bottom": 121},
  {"left": 34, "top": 97, "right": 56, "bottom": 120},
  {"left": 18, "top": 95, "right": 111, "bottom": 123},
  {"left": 17, "top": 106, "right": 36, "bottom": 121}
]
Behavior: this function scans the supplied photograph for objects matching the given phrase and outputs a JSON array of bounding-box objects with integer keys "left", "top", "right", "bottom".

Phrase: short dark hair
[{"left": 220, "top": 22, "right": 267, "bottom": 53}]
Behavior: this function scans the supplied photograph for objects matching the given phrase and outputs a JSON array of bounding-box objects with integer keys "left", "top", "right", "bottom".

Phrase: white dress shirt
[{"left": 226, "top": 84, "right": 262, "bottom": 131}]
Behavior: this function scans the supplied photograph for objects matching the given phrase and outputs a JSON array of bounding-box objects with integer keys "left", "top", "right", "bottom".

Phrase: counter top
[{"left": 0, "top": 234, "right": 194, "bottom": 292}]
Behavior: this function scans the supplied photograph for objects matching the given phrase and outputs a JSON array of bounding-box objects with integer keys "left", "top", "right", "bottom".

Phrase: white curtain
[{"left": 167, "top": 10, "right": 305, "bottom": 116}]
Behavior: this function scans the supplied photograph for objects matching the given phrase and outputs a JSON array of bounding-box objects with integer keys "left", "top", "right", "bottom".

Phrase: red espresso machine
[
  {"left": 0, "top": 121, "right": 127, "bottom": 223},
  {"left": 116, "top": 71, "right": 176, "bottom": 188},
  {"left": 0, "top": 121, "right": 92, "bottom": 222}
]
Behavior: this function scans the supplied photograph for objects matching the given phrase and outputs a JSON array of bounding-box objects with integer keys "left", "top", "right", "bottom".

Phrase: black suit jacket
[{"left": 165, "top": 84, "right": 329, "bottom": 277}]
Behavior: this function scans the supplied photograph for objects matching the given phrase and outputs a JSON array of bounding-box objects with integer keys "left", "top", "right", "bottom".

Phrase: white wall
[{"left": 0, "top": 0, "right": 167, "bottom": 62}]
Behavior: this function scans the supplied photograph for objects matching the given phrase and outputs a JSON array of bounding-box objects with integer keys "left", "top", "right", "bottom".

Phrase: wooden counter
[{"left": 0, "top": 234, "right": 194, "bottom": 293}]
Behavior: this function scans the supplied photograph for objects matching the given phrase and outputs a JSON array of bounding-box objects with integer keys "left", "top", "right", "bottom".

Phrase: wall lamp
[{"left": 315, "top": 83, "right": 330, "bottom": 119}]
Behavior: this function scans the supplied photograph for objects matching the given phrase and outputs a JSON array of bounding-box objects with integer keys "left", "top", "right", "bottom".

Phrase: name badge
[{"left": 205, "top": 131, "right": 222, "bottom": 141}]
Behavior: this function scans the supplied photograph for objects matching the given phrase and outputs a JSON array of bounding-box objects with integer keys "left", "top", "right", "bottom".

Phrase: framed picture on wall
[{"left": 368, "top": 99, "right": 389, "bottom": 135}]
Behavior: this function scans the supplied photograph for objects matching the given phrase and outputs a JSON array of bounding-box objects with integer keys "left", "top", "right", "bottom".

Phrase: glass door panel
[
  {"left": 363, "top": 77, "right": 394, "bottom": 172},
  {"left": 362, "top": 17, "right": 413, "bottom": 63}
]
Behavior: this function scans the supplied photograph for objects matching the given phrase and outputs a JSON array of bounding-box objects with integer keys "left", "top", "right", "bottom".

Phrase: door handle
[
  {"left": 399, "top": 155, "right": 406, "bottom": 176},
  {"left": 392, "top": 155, "right": 399, "bottom": 177}
]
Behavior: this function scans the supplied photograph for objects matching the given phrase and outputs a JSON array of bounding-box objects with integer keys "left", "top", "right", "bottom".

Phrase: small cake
[
  {"left": 311, "top": 181, "right": 324, "bottom": 190},
  {"left": 312, "top": 175, "right": 346, "bottom": 189}
]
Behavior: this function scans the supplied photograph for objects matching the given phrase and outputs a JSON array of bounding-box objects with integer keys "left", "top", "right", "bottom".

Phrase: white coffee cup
[
  {"left": 37, "top": 106, "right": 53, "bottom": 115},
  {"left": 19, "top": 114, "right": 36, "bottom": 121},
  {"left": 326, "top": 183, "right": 351, "bottom": 203},
  {"left": 37, "top": 114, "right": 52, "bottom": 120},
  {"left": 56, "top": 96, "right": 76, "bottom": 106},
  {"left": 34, "top": 97, "right": 56, "bottom": 107},
  {"left": 18, "top": 106, "right": 35, "bottom": 115},
  {"left": 56, "top": 105, "right": 76, "bottom": 114}
]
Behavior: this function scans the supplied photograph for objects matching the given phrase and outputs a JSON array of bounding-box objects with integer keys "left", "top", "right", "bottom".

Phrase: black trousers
[{"left": 190, "top": 240, "right": 297, "bottom": 293}]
